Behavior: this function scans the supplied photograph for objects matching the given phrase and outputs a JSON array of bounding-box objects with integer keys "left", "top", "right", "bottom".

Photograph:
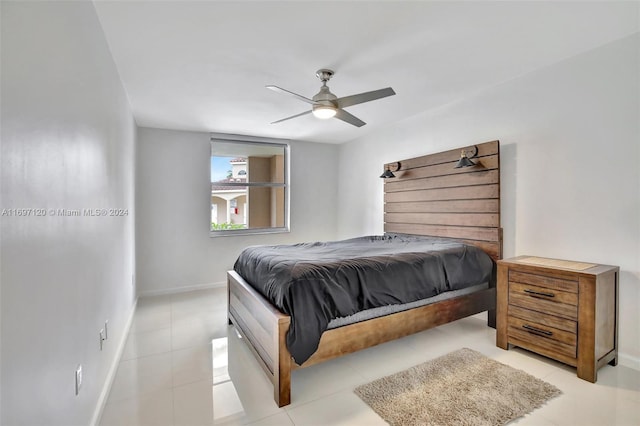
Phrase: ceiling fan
[{"left": 266, "top": 69, "right": 396, "bottom": 128}]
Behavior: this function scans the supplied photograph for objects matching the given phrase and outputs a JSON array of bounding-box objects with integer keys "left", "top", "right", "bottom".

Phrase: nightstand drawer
[
  {"left": 508, "top": 305, "right": 577, "bottom": 334},
  {"left": 508, "top": 316, "right": 577, "bottom": 358},
  {"left": 508, "top": 281, "right": 578, "bottom": 320},
  {"left": 509, "top": 270, "right": 578, "bottom": 293}
]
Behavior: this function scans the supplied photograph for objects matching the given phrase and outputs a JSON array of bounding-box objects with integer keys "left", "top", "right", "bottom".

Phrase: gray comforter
[{"left": 233, "top": 234, "right": 494, "bottom": 364}]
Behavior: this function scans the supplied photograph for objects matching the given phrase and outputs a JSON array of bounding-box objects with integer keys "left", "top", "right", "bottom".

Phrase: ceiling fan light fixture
[{"left": 312, "top": 105, "right": 337, "bottom": 119}]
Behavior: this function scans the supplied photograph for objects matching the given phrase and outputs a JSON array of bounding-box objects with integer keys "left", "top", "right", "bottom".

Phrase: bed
[{"left": 227, "top": 140, "right": 501, "bottom": 407}]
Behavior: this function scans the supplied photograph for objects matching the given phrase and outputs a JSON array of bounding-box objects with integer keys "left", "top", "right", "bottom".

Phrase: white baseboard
[
  {"left": 90, "top": 297, "right": 138, "bottom": 426},
  {"left": 137, "top": 281, "right": 226, "bottom": 298},
  {"left": 618, "top": 351, "right": 640, "bottom": 371}
]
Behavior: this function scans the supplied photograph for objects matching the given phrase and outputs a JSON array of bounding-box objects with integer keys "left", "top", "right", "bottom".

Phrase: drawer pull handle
[
  {"left": 522, "top": 324, "right": 553, "bottom": 336},
  {"left": 524, "top": 289, "right": 555, "bottom": 298}
]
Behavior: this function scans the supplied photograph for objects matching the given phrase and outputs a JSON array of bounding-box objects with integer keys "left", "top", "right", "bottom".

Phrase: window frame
[{"left": 210, "top": 134, "right": 290, "bottom": 237}]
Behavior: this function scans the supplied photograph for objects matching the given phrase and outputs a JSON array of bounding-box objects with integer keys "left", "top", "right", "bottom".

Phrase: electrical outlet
[
  {"left": 75, "top": 365, "right": 83, "bottom": 395},
  {"left": 99, "top": 328, "right": 105, "bottom": 350},
  {"left": 104, "top": 320, "right": 109, "bottom": 340}
]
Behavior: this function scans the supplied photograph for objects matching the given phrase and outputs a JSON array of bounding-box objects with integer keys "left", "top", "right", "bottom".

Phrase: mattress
[{"left": 233, "top": 234, "right": 494, "bottom": 364}]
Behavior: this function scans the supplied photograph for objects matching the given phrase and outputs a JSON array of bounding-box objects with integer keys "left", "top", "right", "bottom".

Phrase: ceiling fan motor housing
[
  {"left": 312, "top": 85, "right": 337, "bottom": 106},
  {"left": 312, "top": 87, "right": 337, "bottom": 117}
]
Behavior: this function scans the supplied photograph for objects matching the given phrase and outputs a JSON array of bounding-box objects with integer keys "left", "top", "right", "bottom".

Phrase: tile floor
[{"left": 99, "top": 288, "right": 640, "bottom": 426}]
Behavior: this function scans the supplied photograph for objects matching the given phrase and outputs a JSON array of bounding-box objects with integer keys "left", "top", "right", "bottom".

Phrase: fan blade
[
  {"left": 335, "top": 87, "right": 395, "bottom": 109},
  {"left": 266, "top": 85, "right": 316, "bottom": 105},
  {"left": 271, "top": 110, "right": 312, "bottom": 124},
  {"left": 334, "top": 109, "right": 366, "bottom": 127}
]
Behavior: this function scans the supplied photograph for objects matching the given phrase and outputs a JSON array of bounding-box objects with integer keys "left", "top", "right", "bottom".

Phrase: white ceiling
[{"left": 93, "top": 1, "right": 638, "bottom": 144}]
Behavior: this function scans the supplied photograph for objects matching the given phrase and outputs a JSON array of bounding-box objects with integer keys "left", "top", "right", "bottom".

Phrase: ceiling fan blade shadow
[
  {"left": 266, "top": 85, "right": 317, "bottom": 105},
  {"left": 334, "top": 109, "right": 366, "bottom": 127},
  {"left": 335, "top": 87, "right": 395, "bottom": 109},
  {"left": 271, "top": 110, "right": 312, "bottom": 124}
]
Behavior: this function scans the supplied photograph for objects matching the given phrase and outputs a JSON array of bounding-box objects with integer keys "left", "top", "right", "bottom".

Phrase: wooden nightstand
[{"left": 496, "top": 256, "right": 619, "bottom": 382}]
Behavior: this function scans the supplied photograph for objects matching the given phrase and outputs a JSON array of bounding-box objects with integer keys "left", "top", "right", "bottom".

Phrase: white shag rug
[{"left": 354, "top": 348, "right": 561, "bottom": 426}]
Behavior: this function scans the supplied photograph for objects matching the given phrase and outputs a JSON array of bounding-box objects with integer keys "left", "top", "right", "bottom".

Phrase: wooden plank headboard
[{"left": 383, "top": 140, "right": 502, "bottom": 260}]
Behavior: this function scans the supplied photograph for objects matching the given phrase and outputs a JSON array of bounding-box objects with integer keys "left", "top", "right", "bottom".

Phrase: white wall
[
  {"left": 1, "top": 2, "right": 137, "bottom": 425},
  {"left": 338, "top": 34, "right": 640, "bottom": 368},
  {"left": 136, "top": 127, "right": 339, "bottom": 294}
]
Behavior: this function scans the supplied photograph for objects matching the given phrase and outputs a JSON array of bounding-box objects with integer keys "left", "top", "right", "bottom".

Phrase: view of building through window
[
  {"left": 210, "top": 138, "right": 288, "bottom": 234},
  {"left": 211, "top": 157, "right": 249, "bottom": 230}
]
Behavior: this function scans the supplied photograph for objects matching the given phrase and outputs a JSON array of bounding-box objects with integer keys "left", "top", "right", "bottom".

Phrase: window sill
[{"left": 210, "top": 227, "right": 290, "bottom": 237}]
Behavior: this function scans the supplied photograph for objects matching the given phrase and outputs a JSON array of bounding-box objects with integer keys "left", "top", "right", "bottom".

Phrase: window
[{"left": 210, "top": 135, "right": 289, "bottom": 236}]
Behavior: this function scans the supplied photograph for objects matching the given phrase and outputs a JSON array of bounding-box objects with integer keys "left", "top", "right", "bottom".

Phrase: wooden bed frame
[{"left": 227, "top": 140, "right": 501, "bottom": 407}]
